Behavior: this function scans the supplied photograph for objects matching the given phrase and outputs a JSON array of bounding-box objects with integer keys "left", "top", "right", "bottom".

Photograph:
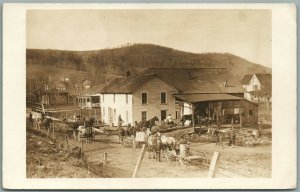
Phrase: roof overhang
[{"left": 174, "top": 93, "right": 243, "bottom": 103}]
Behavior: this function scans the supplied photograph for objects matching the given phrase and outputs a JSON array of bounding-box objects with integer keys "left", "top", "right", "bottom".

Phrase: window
[
  {"left": 113, "top": 94, "right": 116, "bottom": 103},
  {"left": 126, "top": 94, "right": 128, "bottom": 104},
  {"left": 142, "top": 93, "right": 147, "bottom": 104},
  {"left": 161, "top": 110, "right": 167, "bottom": 121},
  {"left": 161, "top": 92, "right": 166, "bottom": 104},
  {"left": 91, "top": 96, "right": 100, "bottom": 103},
  {"left": 87, "top": 98, "right": 90, "bottom": 102},
  {"left": 249, "top": 110, "right": 253, "bottom": 115},
  {"left": 102, "top": 94, "right": 105, "bottom": 102},
  {"left": 141, "top": 111, "right": 147, "bottom": 121},
  {"left": 103, "top": 107, "right": 105, "bottom": 116},
  {"left": 253, "top": 85, "right": 258, "bottom": 90}
]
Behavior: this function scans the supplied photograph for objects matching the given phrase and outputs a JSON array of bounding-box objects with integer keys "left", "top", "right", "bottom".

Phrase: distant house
[
  {"left": 40, "top": 81, "right": 72, "bottom": 106},
  {"left": 77, "top": 94, "right": 101, "bottom": 109},
  {"left": 75, "top": 85, "right": 104, "bottom": 109},
  {"left": 40, "top": 91, "right": 72, "bottom": 106},
  {"left": 241, "top": 73, "right": 272, "bottom": 103},
  {"left": 99, "top": 68, "right": 258, "bottom": 127}
]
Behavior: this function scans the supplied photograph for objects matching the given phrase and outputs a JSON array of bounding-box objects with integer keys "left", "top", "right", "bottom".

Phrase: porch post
[
  {"left": 192, "top": 103, "right": 195, "bottom": 132},
  {"left": 239, "top": 113, "right": 242, "bottom": 129}
]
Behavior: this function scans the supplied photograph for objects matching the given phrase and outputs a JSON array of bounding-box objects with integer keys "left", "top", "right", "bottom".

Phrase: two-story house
[
  {"left": 241, "top": 73, "right": 272, "bottom": 103},
  {"left": 99, "top": 68, "right": 259, "bottom": 127}
]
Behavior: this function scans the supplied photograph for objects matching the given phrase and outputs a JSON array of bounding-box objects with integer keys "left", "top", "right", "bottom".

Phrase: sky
[{"left": 27, "top": 9, "right": 271, "bottom": 67}]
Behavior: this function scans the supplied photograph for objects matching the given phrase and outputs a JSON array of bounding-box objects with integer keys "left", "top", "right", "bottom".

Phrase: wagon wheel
[{"left": 178, "top": 156, "right": 190, "bottom": 167}]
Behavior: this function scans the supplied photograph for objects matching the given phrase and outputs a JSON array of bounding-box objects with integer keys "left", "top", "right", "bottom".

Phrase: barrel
[{"left": 179, "top": 144, "right": 188, "bottom": 157}]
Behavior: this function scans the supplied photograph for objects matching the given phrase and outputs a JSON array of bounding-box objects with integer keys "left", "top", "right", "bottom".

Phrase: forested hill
[{"left": 26, "top": 43, "right": 271, "bottom": 84}]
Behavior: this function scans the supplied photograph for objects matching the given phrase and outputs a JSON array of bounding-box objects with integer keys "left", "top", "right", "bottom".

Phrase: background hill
[{"left": 27, "top": 43, "right": 271, "bottom": 86}]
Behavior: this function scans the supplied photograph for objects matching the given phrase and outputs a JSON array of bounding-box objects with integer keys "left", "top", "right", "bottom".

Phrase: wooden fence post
[
  {"left": 52, "top": 122, "right": 55, "bottom": 140},
  {"left": 81, "top": 140, "right": 84, "bottom": 159},
  {"left": 208, "top": 152, "right": 221, "bottom": 178},
  {"left": 132, "top": 144, "right": 146, "bottom": 178},
  {"left": 103, "top": 153, "right": 107, "bottom": 165},
  {"left": 65, "top": 134, "right": 69, "bottom": 151}
]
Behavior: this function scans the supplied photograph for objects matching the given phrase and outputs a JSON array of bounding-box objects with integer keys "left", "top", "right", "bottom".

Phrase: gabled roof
[
  {"left": 255, "top": 73, "right": 272, "bottom": 85},
  {"left": 100, "top": 73, "right": 163, "bottom": 94},
  {"left": 99, "top": 68, "right": 245, "bottom": 94},
  {"left": 241, "top": 75, "right": 253, "bottom": 85},
  {"left": 241, "top": 73, "right": 272, "bottom": 86}
]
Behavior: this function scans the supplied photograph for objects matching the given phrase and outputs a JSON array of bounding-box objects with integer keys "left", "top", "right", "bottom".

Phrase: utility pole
[{"left": 192, "top": 103, "right": 195, "bottom": 133}]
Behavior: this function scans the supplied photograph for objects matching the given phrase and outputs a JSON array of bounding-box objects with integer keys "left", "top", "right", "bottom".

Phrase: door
[
  {"left": 176, "top": 110, "right": 181, "bottom": 119},
  {"left": 161, "top": 110, "right": 167, "bottom": 121}
]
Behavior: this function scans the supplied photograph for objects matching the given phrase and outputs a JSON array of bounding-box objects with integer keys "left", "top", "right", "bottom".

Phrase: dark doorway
[{"left": 161, "top": 110, "right": 167, "bottom": 121}]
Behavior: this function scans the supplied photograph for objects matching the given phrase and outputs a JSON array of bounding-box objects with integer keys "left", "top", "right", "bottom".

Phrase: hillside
[{"left": 27, "top": 43, "right": 271, "bottom": 84}]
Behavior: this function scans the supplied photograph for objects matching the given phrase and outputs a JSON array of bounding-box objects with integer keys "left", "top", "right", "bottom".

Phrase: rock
[
  {"left": 37, "top": 141, "right": 42, "bottom": 146},
  {"left": 49, "top": 141, "right": 54, "bottom": 145}
]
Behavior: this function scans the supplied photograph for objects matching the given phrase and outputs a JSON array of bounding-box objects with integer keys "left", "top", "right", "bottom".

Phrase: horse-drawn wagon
[{"left": 133, "top": 132, "right": 148, "bottom": 148}]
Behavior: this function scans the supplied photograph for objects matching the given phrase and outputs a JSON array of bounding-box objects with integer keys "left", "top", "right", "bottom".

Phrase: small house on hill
[
  {"left": 241, "top": 73, "right": 272, "bottom": 103},
  {"left": 99, "top": 68, "right": 258, "bottom": 127},
  {"left": 40, "top": 80, "right": 72, "bottom": 106}
]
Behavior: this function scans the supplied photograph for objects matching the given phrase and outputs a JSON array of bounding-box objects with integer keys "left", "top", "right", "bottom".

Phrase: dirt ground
[{"left": 27, "top": 123, "right": 272, "bottom": 178}]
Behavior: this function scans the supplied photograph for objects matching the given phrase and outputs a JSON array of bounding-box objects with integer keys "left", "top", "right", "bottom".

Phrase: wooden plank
[
  {"left": 132, "top": 144, "right": 146, "bottom": 178},
  {"left": 207, "top": 152, "right": 220, "bottom": 178},
  {"left": 103, "top": 153, "right": 107, "bottom": 165}
]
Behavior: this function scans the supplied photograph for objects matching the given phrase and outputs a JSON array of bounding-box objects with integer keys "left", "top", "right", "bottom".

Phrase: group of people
[{"left": 117, "top": 115, "right": 145, "bottom": 139}]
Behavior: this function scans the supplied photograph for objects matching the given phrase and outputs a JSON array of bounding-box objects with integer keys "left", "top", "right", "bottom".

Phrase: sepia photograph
[
  {"left": 25, "top": 8, "right": 272, "bottom": 178},
  {"left": 2, "top": 3, "right": 296, "bottom": 190}
]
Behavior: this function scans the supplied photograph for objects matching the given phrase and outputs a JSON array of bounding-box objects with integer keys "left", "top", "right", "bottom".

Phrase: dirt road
[{"left": 27, "top": 125, "right": 271, "bottom": 178}]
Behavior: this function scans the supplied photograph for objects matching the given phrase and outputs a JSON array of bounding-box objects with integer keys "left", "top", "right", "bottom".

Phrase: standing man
[
  {"left": 228, "top": 127, "right": 236, "bottom": 147},
  {"left": 257, "top": 120, "right": 263, "bottom": 138},
  {"left": 118, "top": 115, "right": 124, "bottom": 128},
  {"left": 117, "top": 115, "right": 125, "bottom": 144},
  {"left": 167, "top": 114, "right": 172, "bottom": 124}
]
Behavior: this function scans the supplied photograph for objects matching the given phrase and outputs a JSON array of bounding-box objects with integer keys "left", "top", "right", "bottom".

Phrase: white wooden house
[
  {"left": 241, "top": 73, "right": 272, "bottom": 103},
  {"left": 100, "top": 93, "right": 133, "bottom": 126}
]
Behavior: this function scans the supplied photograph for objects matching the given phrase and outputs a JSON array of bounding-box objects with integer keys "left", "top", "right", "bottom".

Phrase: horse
[
  {"left": 76, "top": 117, "right": 95, "bottom": 143},
  {"left": 147, "top": 134, "right": 162, "bottom": 161},
  {"left": 216, "top": 129, "right": 235, "bottom": 147},
  {"left": 136, "top": 116, "right": 159, "bottom": 131},
  {"left": 67, "top": 121, "right": 83, "bottom": 139},
  {"left": 117, "top": 127, "right": 126, "bottom": 144},
  {"left": 126, "top": 124, "right": 135, "bottom": 137},
  {"left": 85, "top": 117, "right": 95, "bottom": 143},
  {"left": 41, "top": 117, "right": 53, "bottom": 136},
  {"left": 160, "top": 135, "right": 176, "bottom": 150}
]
